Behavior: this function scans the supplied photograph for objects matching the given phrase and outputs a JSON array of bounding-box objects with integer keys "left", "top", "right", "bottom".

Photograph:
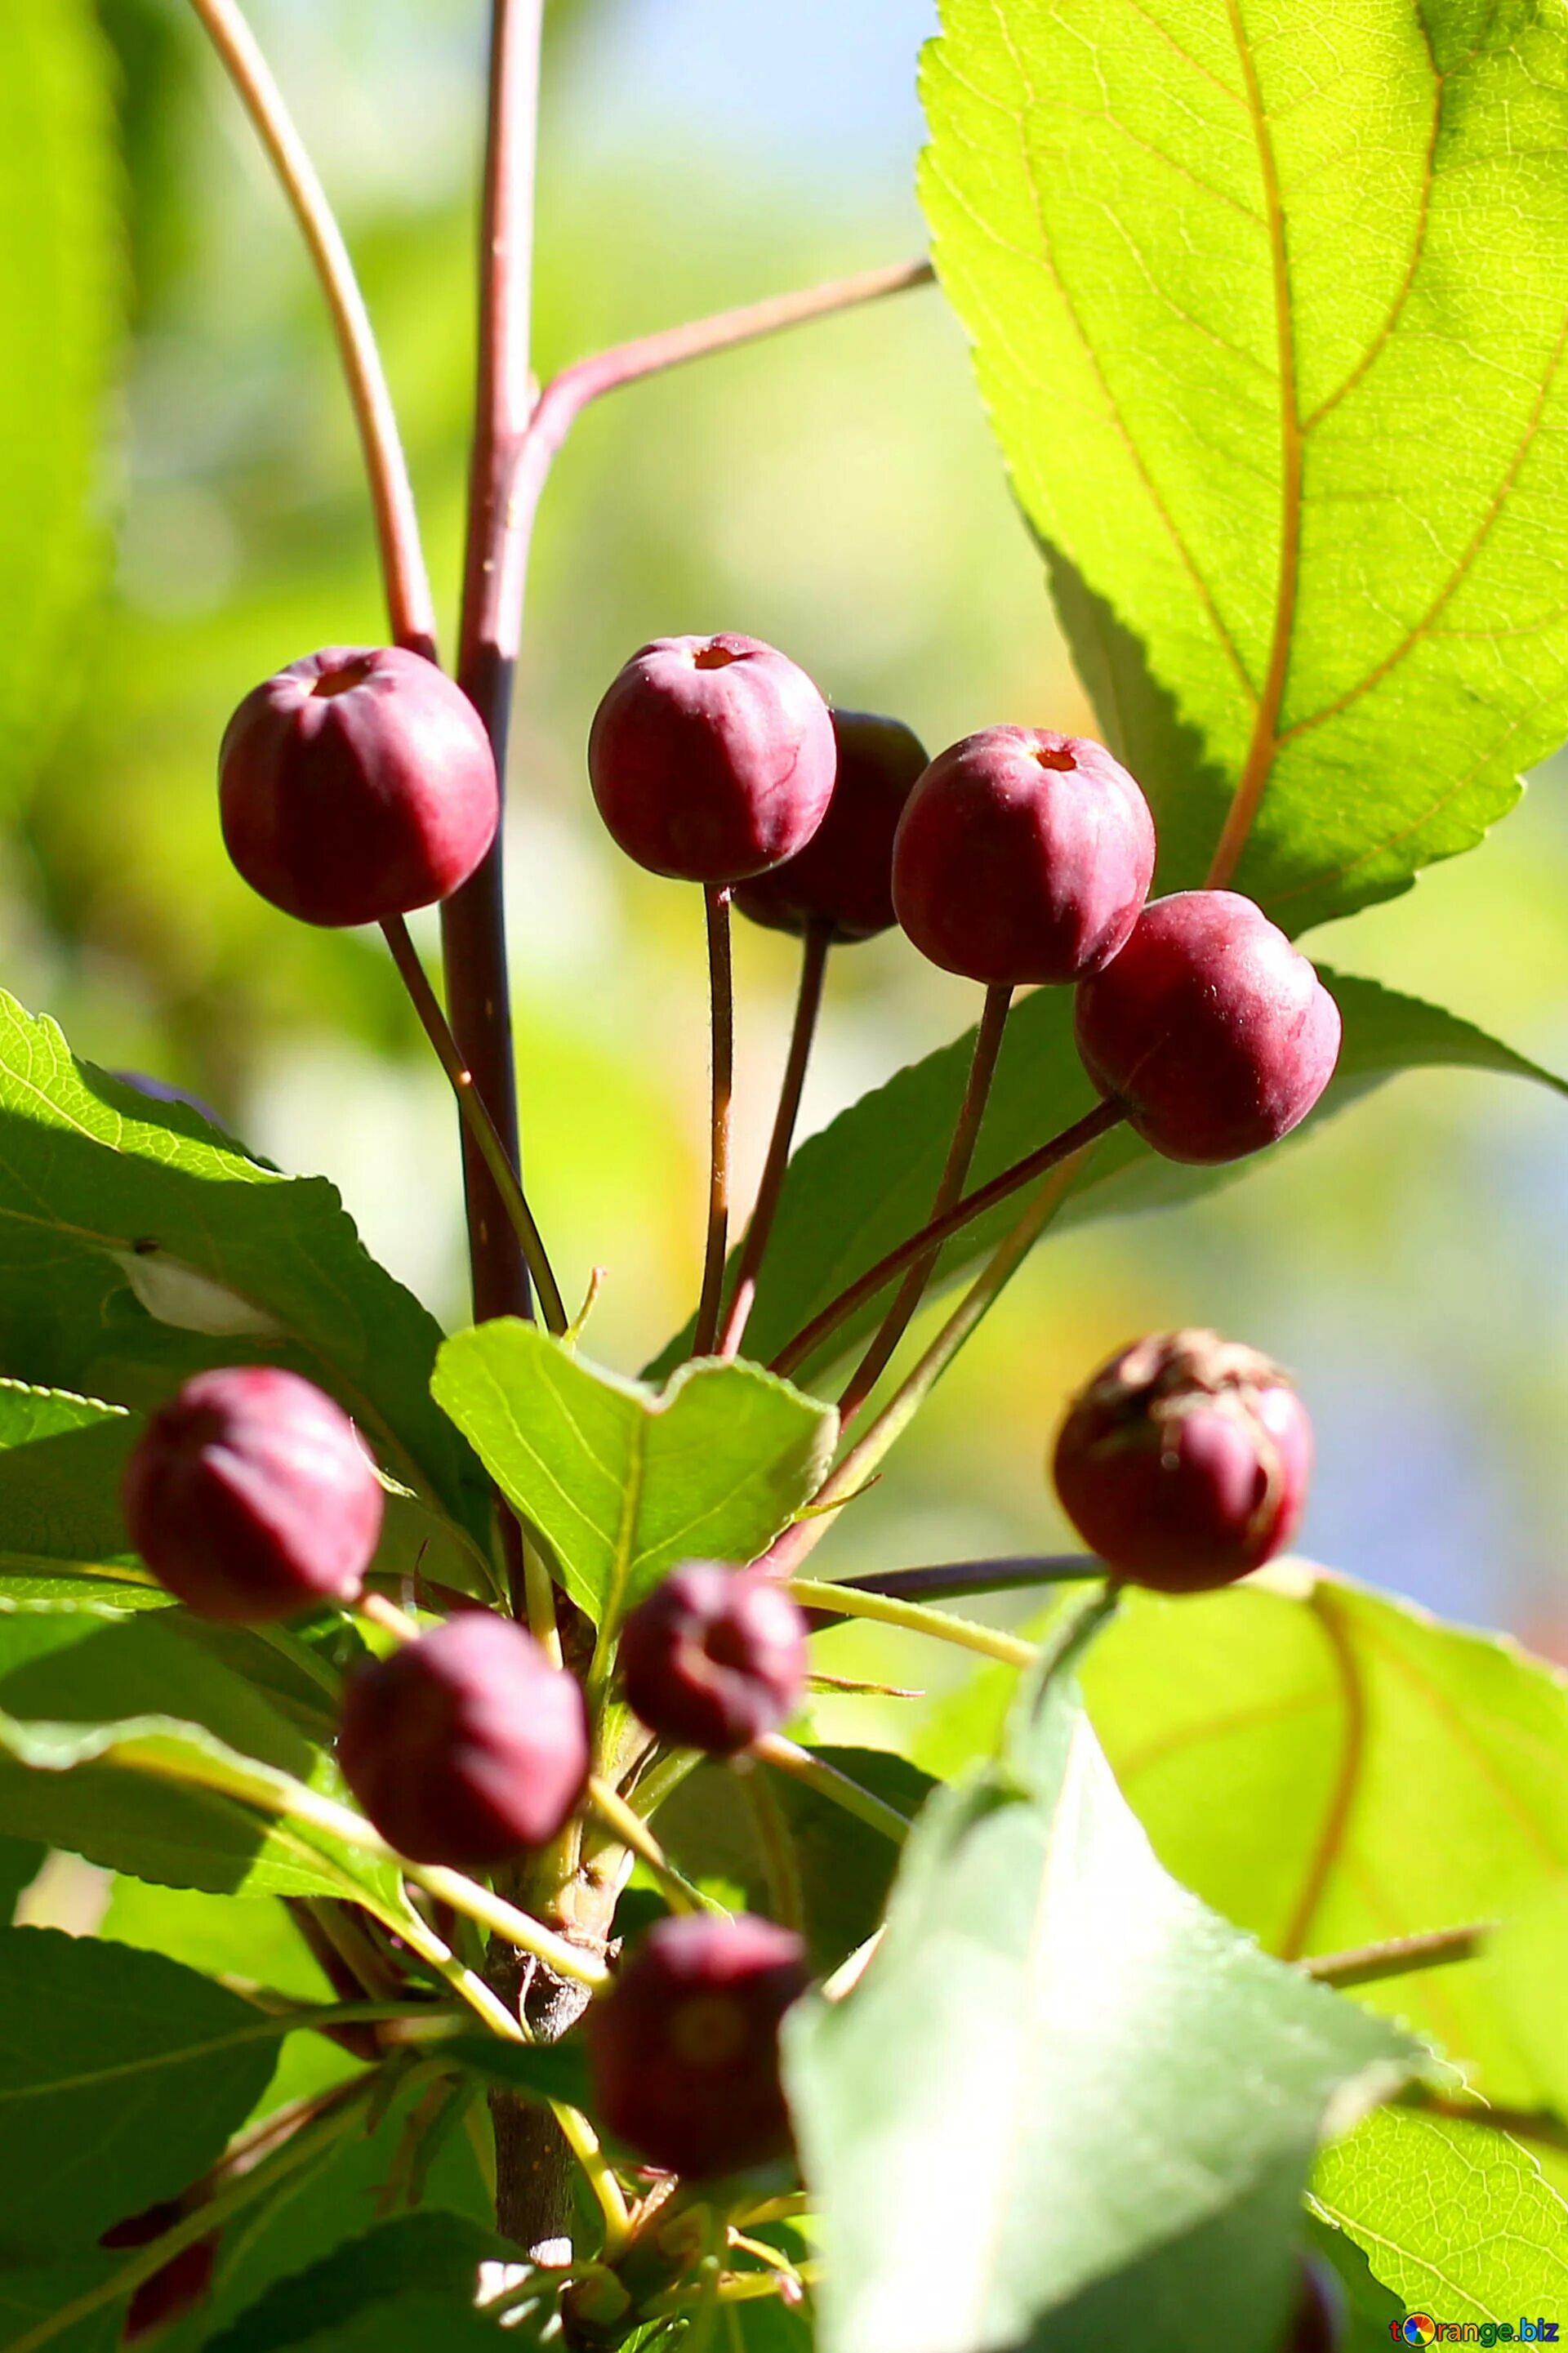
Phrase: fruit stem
[
  {"left": 693, "top": 886, "right": 736, "bottom": 1358},
  {"left": 586, "top": 1773, "right": 710, "bottom": 1914},
  {"left": 769, "top": 1097, "right": 1122, "bottom": 1381},
  {"left": 763, "top": 1150, "right": 1095, "bottom": 1581},
  {"left": 180, "top": 0, "right": 437, "bottom": 658},
  {"left": 441, "top": 0, "right": 544, "bottom": 1344},
  {"left": 838, "top": 983, "right": 1013, "bottom": 1425},
  {"left": 718, "top": 920, "right": 832, "bottom": 1361},
  {"left": 750, "top": 1736, "right": 911, "bottom": 1845},
  {"left": 1302, "top": 1922, "right": 1495, "bottom": 1990},
  {"left": 821, "top": 1554, "right": 1102, "bottom": 1615},
  {"left": 358, "top": 1589, "right": 420, "bottom": 1647},
  {"left": 380, "top": 914, "right": 568, "bottom": 1336},
  {"left": 785, "top": 1576, "right": 1037, "bottom": 1669}
]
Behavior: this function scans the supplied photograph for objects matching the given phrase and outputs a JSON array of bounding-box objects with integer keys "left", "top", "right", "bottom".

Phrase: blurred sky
[{"left": 16, "top": 0, "right": 1568, "bottom": 1702}]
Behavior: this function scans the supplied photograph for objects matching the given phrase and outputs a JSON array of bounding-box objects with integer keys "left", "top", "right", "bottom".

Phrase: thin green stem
[
  {"left": 770, "top": 1098, "right": 1122, "bottom": 1382},
  {"left": 694, "top": 886, "right": 735, "bottom": 1358},
  {"left": 751, "top": 1736, "right": 911, "bottom": 1845},
  {"left": 182, "top": 0, "right": 435, "bottom": 655},
  {"left": 786, "top": 1575, "right": 1037, "bottom": 1669},
  {"left": 357, "top": 1590, "right": 420, "bottom": 1647},
  {"left": 764, "top": 1149, "right": 1091, "bottom": 1581},
  {"left": 719, "top": 920, "right": 831, "bottom": 1361},
  {"left": 380, "top": 915, "right": 568, "bottom": 1335},
  {"left": 838, "top": 983, "right": 1013, "bottom": 1426},
  {"left": 587, "top": 1775, "right": 709, "bottom": 1914}
]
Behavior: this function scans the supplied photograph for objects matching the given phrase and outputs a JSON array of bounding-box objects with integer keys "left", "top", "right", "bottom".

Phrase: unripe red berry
[
  {"left": 337, "top": 1612, "right": 590, "bottom": 1868},
  {"left": 1073, "top": 889, "right": 1341, "bottom": 1163},
  {"left": 122, "top": 1367, "right": 383, "bottom": 1624},
  {"left": 1053, "top": 1330, "right": 1311, "bottom": 1593},
  {"left": 219, "top": 647, "right": 499, "bottom": 927},
  {"left": 619, "top": 1562, "right": 807, "bottom": 1755},
  {"left": 733, "top": 708, "right": 927, "bottom": 942},
  {"left": 588, "top": 1914, "right": 808, "bottom": 2177},
  {"left": 890, "top": 727, "right": 1155, "bottom": 985},
  {"left": 1281, "top": 2257, "right": 1346, "bottom": 2351},
  {"left": 100, "top": 2203, "right": 218, "bottom": 2343},
  {"left": 587, "top": 635, "right": 835, "bottom": 885}
]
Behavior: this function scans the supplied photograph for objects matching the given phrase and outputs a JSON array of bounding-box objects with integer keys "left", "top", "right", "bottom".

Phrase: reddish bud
[
  {"left": 122, "top": 1367, "right": 382, "bottom": 1624},
  {"left": 1073, "top": 889, "right": 1341, "bottom": 1163},
  {"left": 588, "top": 1914, "right": 808, "bottom": 2177},
  {"left": 219, "top": 647, "right": 498, "bottom": 927},
  {"left": 891, "top": 727, "right": 1155, "bottom": 984},
  {"left": 588, "top": 635, "right": 835, "bottom": 885},
  {"left": 619, "top": 1562, "right": 808, "bottom": 1755},
  {"left": 1053, "top": 1330, "right": 1312, "bottom": 1593},
  {"left": 338, "top": 1612, "right": 590, "bottom": 1867},
  {"left": 733, "top": 708, "right": 927, "bottom": 942},
  {"left": 100, "top": 2203, "right": 218, "bottom": 2343}
]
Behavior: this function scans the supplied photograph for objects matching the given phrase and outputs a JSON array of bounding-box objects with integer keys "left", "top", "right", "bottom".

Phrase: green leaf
[
  {"left": 205, "top": 2214, "right": 514, "bottom": 2353},
  {"left": 1314, "top": 2107, "right": 1568, "bottom": 2319},
  {"left": 785, "top": 1643, "right": 1426, "bottom": 2353},
  {"left": 0, "top": 995, "right": 483, "bottom": 1538},
  {"left": 1070, "top": 1574, "right": 1568, "bottom": 2123},
  {"left": 665, "top": 971, "right": 1566, "bottom": 1380},
  {"left": 0, "top": 1379, "right": 143, "bottom": 1591},
  {"left": 1300, "top": 2216, "right": 1406, "bottom": 2352},
  {"left": 0, "top": 1833, "right": 41, "bottom": 1923},
  {"left": 0, "top": 1611, "right": 400, "bottom": 1909},
  {"left": 920, "top": 0, "right": 1568, "bottom": 927},
  {"left": 433, "top": 1321, "right": 837, "bottom": 1624},
  {"left": 435, "top": 2035, "right": 591, "bottom": 2112},
  {"left": 0, "top": 0, "right": 121, "bottom": 808},
  {"left": 0, "top": 1925, "right": 282, "bottom": 2252},
  {"left": 202, "top": 2081, "right": 493, "bottom": 2340},
  {"left": 0, "top": 2257, "right": 124, "bottom": 2353},
  {"left": 657, "top": 1747, "right": 936, "bottom": 1972}
]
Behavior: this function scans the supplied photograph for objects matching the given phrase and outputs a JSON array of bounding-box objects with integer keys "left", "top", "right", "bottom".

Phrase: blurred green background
[{"left": 11, "top": 0, "right": 1568, "bottom": 1743}]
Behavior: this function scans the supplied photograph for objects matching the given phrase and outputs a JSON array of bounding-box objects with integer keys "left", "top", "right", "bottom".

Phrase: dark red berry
[
  {"left": 338, "top": 1612, "right": 590, "bottom": 1868},
  {"left": 619, "top": 1562, "right": 807, "bottom": 1755},
  {"left": 1073, "top": 889, "right": 1341, "bottom": 1163},
  {"left": 123, "top": 1367, "right": 383, "bottom": 1624},
  {"left": 890, "top": 726, "right": 1155, "bottom": 984},
  {"left": 219, "top": 646, "right": 498, "bottom": 927},
  {"left": 588, "top": 1914, "right": 808, "bottom": 2177},
  {"left": 587, "top": 634, "right": 835, "bottom": 885},
  {"left": 1053, "top": 1330, "right": 1311, "bottom": 1593},
  {"left": 1281, "top": 2257, "right": 1346, "bottom": 2351},
  {"left": 733, "top": 708, "right": 927, "bottom": 943},
  {"left": 101, "top": 2204, "right": 218, "bottom": 2343}
]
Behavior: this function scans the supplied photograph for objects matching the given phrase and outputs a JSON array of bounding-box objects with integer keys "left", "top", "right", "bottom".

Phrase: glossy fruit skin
[
  {"left": 1073, "top": 889, "right": 1341, "bottom": 1163},
  {"left": 338, "top": 1611, "right": 590, "bottom": 1868},
  {"left": 1281, "top": 2257, "right": 1346, "bottom": 2351},
  {"left": 619, "top": 1562, "right": 808, "bottom": 1755},
  {"left": 890, "top": 727, "right": 1156, "bottom": 984},
  {"left": 588, "top": 634, "right": 836, "bottom": 885},
  {"left": 123, "top": 1367, "right": 383, "bottom": 1624},
  {"left": 588, "top": 1913, "right": 808, "bottom": 2177},
  {"left": 733, "top": 708, "right": 927, "bottom": 941},
  {"left": 1053, "top": 1330, "right": 1311, "bottom": 1593},
  {"left": 220, "top": 646, "right": 499, "bottom": 926},
  {"left": 100, "top": 2204, "right": 218, "bottom": 2343}
]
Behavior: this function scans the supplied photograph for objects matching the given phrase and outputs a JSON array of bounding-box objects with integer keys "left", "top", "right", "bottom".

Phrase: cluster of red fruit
[
  {"left": 122, "top": 1366, "right": 812, "bottom": 2177},
  {"left": 176, "top": 632, "right": 1335, "bottom": 2219}
]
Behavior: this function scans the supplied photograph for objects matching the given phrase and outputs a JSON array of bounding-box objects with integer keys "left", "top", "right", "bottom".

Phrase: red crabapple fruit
[
  {"left": 587, "top": 635, "right": 835, "bottom": 885},
  {"left": 1053, "top": 1329, "right": 1311, "bottom": 1593},
  {"left": 733, "top": 707, "right": 927, "bottom": 942},
  {"left": 619, "top": 1562, "right": 808, "bottom": 1755}
]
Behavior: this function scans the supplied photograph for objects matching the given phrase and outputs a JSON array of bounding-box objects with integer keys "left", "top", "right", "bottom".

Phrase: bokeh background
[{"left": 14, "top": 0, "right": 1568, "bottom": 1735}]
